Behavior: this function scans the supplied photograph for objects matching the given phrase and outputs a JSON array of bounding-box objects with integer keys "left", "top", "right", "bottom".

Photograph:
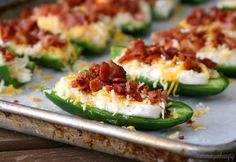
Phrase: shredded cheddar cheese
[
  {"left": 42, "top": 75, "right": 55, "bottom": 81},
  {"left": 192, "top": 123, "right": 205, "bottom": 130},
  {"left": 0, "top": 85, "right": 22, "bottom": 95},
  {"left": 28, "top": 97, "right": 42, "bottom": 102},
  {"left": 168, "top": 131, "right": 180, "bottom": 140}
]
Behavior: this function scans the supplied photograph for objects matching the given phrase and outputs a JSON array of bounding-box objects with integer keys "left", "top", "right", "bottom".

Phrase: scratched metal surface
[{"left": 0, "top": 0, "right": 235, "bottom": 157}]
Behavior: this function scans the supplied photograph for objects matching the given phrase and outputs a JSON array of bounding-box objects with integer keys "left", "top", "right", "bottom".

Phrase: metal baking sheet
[{"left": 0, "top": 0, "right": 235, "bottom": 161}]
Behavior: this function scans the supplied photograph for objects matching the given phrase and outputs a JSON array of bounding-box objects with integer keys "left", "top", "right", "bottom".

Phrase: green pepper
[
  {"left": 0, "top": 61, "right": 35, "bottom": 88},
  {"left": 111, "top": 46, "right": 229, "bottom": 96},
  {"left": 121, "top": 22, "right": 151, "bottom": 37},
  {"left": 42, "top": 87, "right": 193, "bottom": 130},
  {"left": 216, "top": 64, "right": 236, "bottom": 78},
  {"left": 71, "top": 39, "right": 107, "bottom": 55},
  {"left": 181, "top": 0, "right": 206, "bottom": 5}
]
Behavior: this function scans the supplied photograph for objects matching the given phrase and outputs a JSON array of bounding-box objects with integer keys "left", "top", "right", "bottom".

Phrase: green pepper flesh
[{"left": 43, "top": 88, "right": 193, "bottom": 130}]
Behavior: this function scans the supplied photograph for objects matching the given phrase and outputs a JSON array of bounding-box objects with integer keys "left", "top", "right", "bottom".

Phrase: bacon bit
[
  {"left": 99, "top": 62, "right": 110, "bottom": 82},
  {"left": 200, "top": 58, "right": 217, "bottom": 69},
  {"left": 72, "top": 61, "right": 168, "bottom": 103},
  {"left": 184, "top": 57, "right": 201, "bottom": 73},
  {"left": 178, "top": 135, "right": 185, "bottom": 140},
  {"left": 89, "top": 79, "right": 103, "bottom": 92},
  {"left": 186, "top": 119, "right": 194, "bottom": 125},
  {"left": 0, "top": 48, "right": 16, "bottom": 62},
  {"left": 42, "top": 75, "right": 55, "bottom": 81},
  {"left": 29, "top": 97, "right": 42, "bottom": 103},
  {"left": 148, "top": 90, "right": 168, "bottom": 104}
]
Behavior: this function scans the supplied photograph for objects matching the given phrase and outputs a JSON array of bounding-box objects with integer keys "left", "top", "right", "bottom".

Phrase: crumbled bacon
[
  {"left": 118, "top": 39, "right": 212, "bottom": 73},
  {"left": 152, "top": 27, "right": 207, "bottom": 52},
  {"left": 184, "top": 57, "right": 201, "bottom": 73},
  {"left": 186, "top": 7, "right": 236, "bottom": 30},
  {"left": 0, "top": 47, "right": 16, "bottom": 62},
  {"left": 148, "top": 90, "right": 168, "bottom": 105},
  {"left": 0, "top": 19, "right": 66, "bottom": 48},
  {"left": 200, "top": 58, "right": 217, "bottom": 69},
  {"left": 211, "top": 28, "right": 236, "bottom": 49},
  {"left": 89, "top": 79, "right": 103, "bottom": 92},
  {"left": 72, "top": 61, "right": 168, "bottom": 104}
]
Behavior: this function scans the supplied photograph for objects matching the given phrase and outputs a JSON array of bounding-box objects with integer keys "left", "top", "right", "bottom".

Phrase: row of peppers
[{"left": 2, "top": 0, "right": 217, "bottom": 130}]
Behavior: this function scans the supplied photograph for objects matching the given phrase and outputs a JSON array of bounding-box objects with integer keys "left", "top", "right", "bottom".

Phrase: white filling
[
  {"left": 7, "top": 56, "right": 32, "bottom": 83},
  {"left": 0, "top": 39, "right": 75, "bottom": 60},
  {"left": 54, "top": 76, "right": 165, "bottom": 119},
  {"left": 217, "top": 0, "right": 236, "bottom": 9},
  {"left": 113, "top": 1, "right": 151, "bottom": 28},
  {"left": 197, "top": 44, "right": 236, "bottom": 66},
  {"left": 178, "top": 70, "right": 208, "bottom": 85},
  {"left": 0, "top": 51, "right": 32, "bottom": 83},
  {"left": 154, "top": 0, "right": 177, "bottom": 18},
  {"left": 37, "top": 15, "right": 110, "bottom": 48},
  {"left": 115, "top": 59, "right": 209, "bottom": 85}
]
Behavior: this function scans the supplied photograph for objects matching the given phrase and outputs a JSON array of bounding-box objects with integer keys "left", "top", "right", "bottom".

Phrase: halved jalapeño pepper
[
  {"left": 42, "top": 61, "right": 193, "bottom": 130},
  {"left": 216, "top": 64, "right": 236, "bottom": 78},
  {"left": 111, "top": 45, "right": 229, "bottom": 96},
  {"left": 43, "top": 88, "right": 193, "bottom": 130},
  {"left": 0, "top": 19, "right": 79, "bottom": 71},
  {"left": 181, "top": 0, "right": 206, "bottom": 5}
]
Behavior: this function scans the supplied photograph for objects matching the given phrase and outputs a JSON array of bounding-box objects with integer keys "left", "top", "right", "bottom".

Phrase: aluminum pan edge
[{"left": 0, "top": 100, "right": 235, "bottom": 158}]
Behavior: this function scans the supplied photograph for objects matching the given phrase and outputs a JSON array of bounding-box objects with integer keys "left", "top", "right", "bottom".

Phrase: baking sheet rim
[{"left": 0, "top": 99, "right": 235, "bottom": 159}]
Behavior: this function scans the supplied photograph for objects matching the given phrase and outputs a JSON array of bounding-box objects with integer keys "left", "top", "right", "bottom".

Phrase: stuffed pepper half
[
  {"left": 111, "top": 40, "right": 229, "bottom": 96},
  {"left": 146, "top": 0, "right": 178, "bottom": 20},
  {"left": 0, "top": 19, "right": 78, "bottom": 71},
  {"left": 21, "top": 3, "right": 112, "bottom": 54},
  {"left": 152, "top": 8, "right": 236, "bottom": 77},
  {"left": 43, "top": 61, "right": 193, "bottom": 130},
  {"left": 0, "top": 47, "right": 35, "bottom": 88},
  {"left": 60, "top": 0, "right": 152, "bottom": 37}
]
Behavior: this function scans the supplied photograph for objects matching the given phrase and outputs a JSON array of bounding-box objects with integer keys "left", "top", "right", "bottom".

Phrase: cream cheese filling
[{"left": 54, "top": 76, "right": 166, "bottom": 119}]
